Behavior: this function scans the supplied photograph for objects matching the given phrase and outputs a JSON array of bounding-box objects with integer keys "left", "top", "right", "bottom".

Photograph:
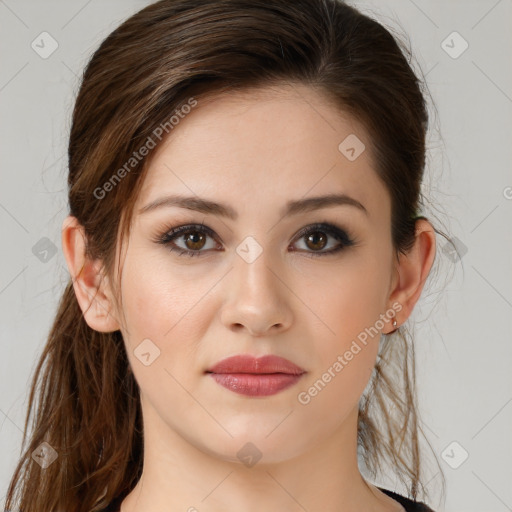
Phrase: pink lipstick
[{"left": 206, "top": 354, "right": 306, "bottom": 397}]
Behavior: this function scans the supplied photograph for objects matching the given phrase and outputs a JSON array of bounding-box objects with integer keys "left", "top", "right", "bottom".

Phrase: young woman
[{"left": 5, "top": 0, "right": 448, "bottom": 510}]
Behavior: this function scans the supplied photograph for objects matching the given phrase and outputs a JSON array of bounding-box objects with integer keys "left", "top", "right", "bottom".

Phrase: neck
[{"left": 119, "top": 396, "right": 401, "bottom": 512}]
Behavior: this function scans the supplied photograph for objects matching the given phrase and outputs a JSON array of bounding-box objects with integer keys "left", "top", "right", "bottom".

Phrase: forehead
[{"left": 135, "top": 83, "right": 389, "bottom": 223}]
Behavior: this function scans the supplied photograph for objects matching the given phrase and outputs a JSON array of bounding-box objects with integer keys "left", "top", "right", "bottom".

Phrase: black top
[
  {"left": 379, "top": 487, "right": 434, "bottom": 511},
  {"left": 100, "top": 487, "right": 434, "bottom": 511}
]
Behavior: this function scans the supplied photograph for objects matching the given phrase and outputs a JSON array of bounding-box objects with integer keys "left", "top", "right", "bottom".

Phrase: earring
[{"left": 388, "top": 318, "right": 398, "bottom": 334}]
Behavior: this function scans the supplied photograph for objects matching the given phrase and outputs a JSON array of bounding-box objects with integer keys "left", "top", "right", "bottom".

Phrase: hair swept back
[{"left": 5, "top": 0, "right": 448, "bottom": 510}]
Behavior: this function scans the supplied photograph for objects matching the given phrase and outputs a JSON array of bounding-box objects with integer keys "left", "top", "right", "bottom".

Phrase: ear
[
  {"left": 61, "top": 215, "right": 121, "bottom": 333},
  {"left": 384, "top": 219, "right": 436, "bottom": 333}
]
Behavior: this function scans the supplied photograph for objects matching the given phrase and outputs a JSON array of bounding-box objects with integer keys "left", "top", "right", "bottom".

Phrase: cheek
[
  {"left": 119, "top": 253, "right": 219, "bottom": 378},
  {"left": 301, "top": 253, "right": 389, "bottom": 406},
  {"left": 313, "top": 257, "right": 390, "bottom": 345},
  {"left": 297, "top": 290, "right": 383, "bottom": 432},
  {"left": 297, "top": 345, "right": 378, "bottom": 446},
  {"left": 121, "top": 252, "right": 204, "bottom": 339}
]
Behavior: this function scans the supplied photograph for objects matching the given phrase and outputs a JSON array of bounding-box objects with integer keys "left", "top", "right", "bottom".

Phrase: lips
[
  {"left": 206, "top": 354, "right": 306, "bottom": 397},
  {"left": 206, "top": 354, "right": 305, "bottom": 375}
]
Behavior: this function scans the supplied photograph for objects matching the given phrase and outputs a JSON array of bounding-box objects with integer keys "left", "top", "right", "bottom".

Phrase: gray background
[{"left": 1, "top": 1, "right": 511, "bottom": 510}]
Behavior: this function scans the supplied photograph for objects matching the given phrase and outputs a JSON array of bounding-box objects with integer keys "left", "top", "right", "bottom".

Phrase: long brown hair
[{"left": 5, "top": 0, "right": 449, "bottom": 510}]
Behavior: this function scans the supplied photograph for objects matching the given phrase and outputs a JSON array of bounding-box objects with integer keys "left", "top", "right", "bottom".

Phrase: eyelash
[{"left": 154, "top": 221, "right": 356, "bottom": 258}]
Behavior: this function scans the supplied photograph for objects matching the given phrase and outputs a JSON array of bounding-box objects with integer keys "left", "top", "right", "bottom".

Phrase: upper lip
[{"left": 206, "top": 354, "right": 306, "bottom": 375}]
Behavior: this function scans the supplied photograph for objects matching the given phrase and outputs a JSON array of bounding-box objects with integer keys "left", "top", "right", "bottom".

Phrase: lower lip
[{"left": 209, "top": 373, "right": 304, "bottom": 396}]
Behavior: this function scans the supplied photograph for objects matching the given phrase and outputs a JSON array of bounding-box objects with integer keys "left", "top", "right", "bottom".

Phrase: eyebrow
[{"left": 138, "top": 193, "right": 368, "bottom": 219}]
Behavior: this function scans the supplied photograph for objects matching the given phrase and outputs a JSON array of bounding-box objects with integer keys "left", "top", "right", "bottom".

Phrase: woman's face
[{"left": 113, "top": 83, "right": 400, "bottom": 464}]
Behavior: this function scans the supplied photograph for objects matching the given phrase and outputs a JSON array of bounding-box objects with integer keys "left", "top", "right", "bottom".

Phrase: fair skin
[{"left": 62, "top": 83, "right": 436, "bottom": 512}]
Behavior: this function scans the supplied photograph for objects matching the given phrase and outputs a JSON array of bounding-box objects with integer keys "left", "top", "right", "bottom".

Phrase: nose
[{"left": 220, "top": 247, "right": 293, "bottom": 337}]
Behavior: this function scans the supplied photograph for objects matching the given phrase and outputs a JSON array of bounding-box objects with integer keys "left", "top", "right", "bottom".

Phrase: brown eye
[
  {"left": 304, "top": 231, "right": 328, "bottom": 251},
  {"left": 157, "top": 224, "right": 219, "bottom": 257},
  {"left": 291, "top": 222, "right": 355, "bottom": 257},
  {"left": 183, "top": 230, "right": 207, "bottom": 251}
]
